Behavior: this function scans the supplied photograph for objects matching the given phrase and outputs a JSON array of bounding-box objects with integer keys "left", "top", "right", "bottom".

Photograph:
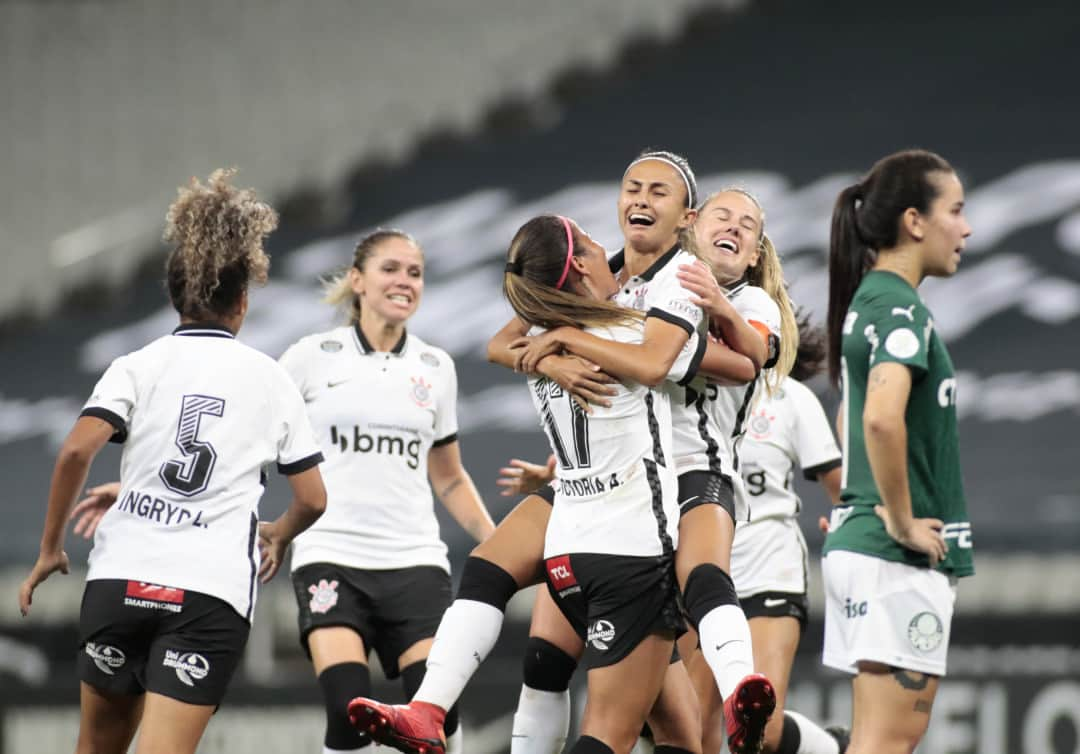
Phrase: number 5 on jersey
[{"left": 160, "top": 394, "right": 225, "bottom": 496}]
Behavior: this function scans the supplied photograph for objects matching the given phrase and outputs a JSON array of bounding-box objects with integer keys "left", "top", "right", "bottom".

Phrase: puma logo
[{"left": 891, "top": 305, "right": 916, "bottom": 321}]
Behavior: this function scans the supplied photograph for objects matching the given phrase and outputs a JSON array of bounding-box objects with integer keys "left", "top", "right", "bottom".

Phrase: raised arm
[
  {"left": 518, "top": 316, "right": 689, "bottom": 388},
  {"left": 677, "top": 261, "right": 768, "bottom": 368},
  {"left": 696, "top": 336, "right": 757, "bottom": 386},
  {"left": 488, "top": 316, "right": 617, "bottom": 409}
]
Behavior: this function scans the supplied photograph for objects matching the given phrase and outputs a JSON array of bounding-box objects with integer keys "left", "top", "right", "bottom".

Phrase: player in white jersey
[
  {"left": 501, "top": 183, "right": 801, "bottom": 754},
  {"left": 281, "top": 229, "right": 494, "bottom": 754},
  {"left": 18, "top": 169, "right": 327, "bottom": 754},
  {"left": 347, "top": 208, "right": 717, "bottom": 751},
  {"left": 730, "top": 318, "right": 850, "bottom": 754}
]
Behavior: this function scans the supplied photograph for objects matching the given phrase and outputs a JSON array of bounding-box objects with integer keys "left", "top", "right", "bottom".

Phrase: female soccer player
[
  {"left": 18, "top": 169, "right": 327, "bottom": 754},
  {"left": 506, "top": 183, "right": 800, "bottom": 754},
  {"left": 822, "top": 149, "right": 974, "bottom": 754},
  {"left": 508, "top": 214, "right": 689, "bottom": 754},
  {"left": 280, "top": 229, "right": 495, "bottom": 754}
]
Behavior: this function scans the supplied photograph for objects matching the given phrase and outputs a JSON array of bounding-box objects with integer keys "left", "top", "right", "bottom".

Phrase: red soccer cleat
[
  {"left": 723, "top": 673, "right": 777, "bottom": 754},
  {"left": 347, "top": 697, "right": 447, "bottom": 754}
]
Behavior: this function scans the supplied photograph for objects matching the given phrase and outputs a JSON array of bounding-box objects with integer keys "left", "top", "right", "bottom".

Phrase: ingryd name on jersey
[
  {"left": 558, "top": 473, "right": 622, "bottom": 498},
  {"left": 328, "top": 425, "right": 420, "bottom": 469},
  {"left": 117, "top": 489, "right": 207, "bottom": 528}
]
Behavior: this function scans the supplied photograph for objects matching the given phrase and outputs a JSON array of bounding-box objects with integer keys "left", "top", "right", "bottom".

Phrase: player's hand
[
  {"left": 69, "top": 482, "right": 121, "bottom": 540},
  {"left": 817, "top": 516, "right": 830, "bottom": 535},
  {"left": 509, "top": 330, "right": 565, "bottom": 374},
  {"left": 19, "top": 549, "right": 70, "bottom": 617},
  {"left": 538, "top": 354, "right": 617, "bottom": 411},
  {"left": 496, "top": 455, "right": 557, "bottom": 497},
  {"left": 676, "top": 261, "right": 737, "bottom": 320},
  {"left": 257, "top": 521, "right": 290, "bottom": 583},
  {"left": 875, "top": 505, "right": 948, "bottom": 567}
]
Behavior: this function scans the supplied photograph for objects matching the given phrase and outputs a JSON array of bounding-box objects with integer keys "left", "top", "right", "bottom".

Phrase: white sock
[
  {"left": 786, "top": 710, "right": 840, "bottom": 754},
  {"left": 413, "top": 599, "right": 504, "bottom": 710},
  {"left": 697, "top": 604, "right": 755, "bottom": 699},
  {"left": 510, "top": 685, "right": 571, "bottom": 754},
  {"left": 445, "top": 726, "right": 463, "bottom": 754}
]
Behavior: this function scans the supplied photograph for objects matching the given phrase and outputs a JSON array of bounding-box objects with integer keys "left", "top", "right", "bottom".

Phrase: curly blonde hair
[{"left": 163, "top": 168, "right": 277, "bottom": 318}]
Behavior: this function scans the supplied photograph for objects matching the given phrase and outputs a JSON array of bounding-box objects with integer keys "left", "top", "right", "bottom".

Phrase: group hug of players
[{"left": 19, "top": 146, "right": 974, "bottom": 754}]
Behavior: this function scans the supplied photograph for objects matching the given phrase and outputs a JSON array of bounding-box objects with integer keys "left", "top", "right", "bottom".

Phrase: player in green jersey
[{"left": 821, "top": 149, "right": 973, "bottom": 754}]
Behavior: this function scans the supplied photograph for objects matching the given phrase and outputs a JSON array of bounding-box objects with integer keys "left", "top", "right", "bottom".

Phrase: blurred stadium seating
[{"left": 1, "top": 0, "right": 1078, "bottom": 752}]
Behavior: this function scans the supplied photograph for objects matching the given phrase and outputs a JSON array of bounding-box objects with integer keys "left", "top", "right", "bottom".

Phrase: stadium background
[{"left": 1, "top": 1, "right": 1078, "bottom": 752}]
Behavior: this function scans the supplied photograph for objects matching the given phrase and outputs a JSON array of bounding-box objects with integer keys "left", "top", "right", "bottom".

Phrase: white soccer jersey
[
  {"left": 737, "top": 377, "right": 842, "bottom": 522},
  {"left": 281, "top": 325, "right": 459, "bottom": 573},
  {"left": 83, "top": 323, "right": 324, "bottom": 620},
  {"left": 609, "top": 245, "right": 709, "bottom": 463},
  {"left": 731, "top": 377, "right": 841, "bottom": 596},
  {"left": 532, "top": 322, "right": 679, "bottom": 559}
]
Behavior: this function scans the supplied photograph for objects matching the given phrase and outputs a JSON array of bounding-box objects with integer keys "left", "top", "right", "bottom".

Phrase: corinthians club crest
[{"left": 410, "top": 376, "right": 433, "bottom": 407}]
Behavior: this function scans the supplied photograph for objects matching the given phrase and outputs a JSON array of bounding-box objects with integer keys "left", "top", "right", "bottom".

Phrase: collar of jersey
[
  {"left": 353, "top": 323, "right": 407, "bottom": 356},
  {"left": 172, "top": 322, "right": 235, "bottom": 339},
  {"left": 607, "top": 242, "right": 681, "bottom": 282}
]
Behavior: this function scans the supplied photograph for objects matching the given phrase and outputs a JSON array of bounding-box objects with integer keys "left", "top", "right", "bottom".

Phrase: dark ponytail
[
  {"left": 826, "top": 184, "right": 872, "bottom": 386},
  {"left": 826, "top": 149, "right": 954, "bottom": 387}
]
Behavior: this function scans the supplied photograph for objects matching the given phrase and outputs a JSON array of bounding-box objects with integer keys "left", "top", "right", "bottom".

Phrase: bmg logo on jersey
[
  {"left": 329, "top": 426, "right": 420, "bottom": 468},
  {"left": 85, "top": 642, "right": 126, "bottom": 675},
  {"left": 163, "top": 650, "right": 210, "bottom": 687}
]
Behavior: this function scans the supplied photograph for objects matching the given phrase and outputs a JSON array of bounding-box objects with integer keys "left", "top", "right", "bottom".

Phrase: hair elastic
[
  {"left": 554, "top": 216, "right": 574, "bottom": 290},
  {"left": 625, "top": 153, "right": 698, "bottom": 208}
]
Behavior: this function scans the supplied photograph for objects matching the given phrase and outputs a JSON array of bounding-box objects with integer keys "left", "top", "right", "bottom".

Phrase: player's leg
[
  {"left": 644, "top": 658, "right": 703, "bottom": 754},
  {"left": 512, "top": 586, "right": 583, "bottom": 754},
  {"left": 847, "top": 662, "right": 938, "bottom": 754},
  {"left": 310, "top": 627, "right": 373, "bottom": 753},
  {"left": 748, "top": 612, "right": 841, "bottom": 754},
  {"left": 349, "top": 494, "right": 550, "bottom": 752},
  {"left": 132, "top": 693, "right": 215, "bottom": 754},
  {"left": 75, "top": 580, "right": 153, "bottom": 754},
  {"left": 294, "top": 563, "right": 378, "bottom": 753},
  {"left": 822, "top": 551, "right": 952, "bottom": 754},
  {"left": 675, "top": 479, "right": 774, "bottom": 754},
  {"left": 75, "top": 682, "right": 144, "bottom": 754},
  {"left": 572, "top": 632, "right": 674, "bottom": 754},
  {"left": 139, "top": 590, "right": 250, "bottom": 754},
  {"left": 389, "top": 566, "right": 462, "bottom": 754}
]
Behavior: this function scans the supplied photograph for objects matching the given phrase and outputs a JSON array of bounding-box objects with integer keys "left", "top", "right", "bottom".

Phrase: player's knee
[
  {"left": 682, "top": 563, "right": 739, "bottom": 629},
  {"left": 455, "top": 556, "right": 518, "bottom": 612},
  {"left": 317, "top": 662, "right": 371, "bottom": 750},
  {"left": 522, "top": 636, "right": 578, "bottom": 692}
]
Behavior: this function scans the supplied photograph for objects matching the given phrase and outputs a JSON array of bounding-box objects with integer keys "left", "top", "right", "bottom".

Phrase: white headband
[{"left": 624, "top": 155, "right": 697, "bottom": 208}]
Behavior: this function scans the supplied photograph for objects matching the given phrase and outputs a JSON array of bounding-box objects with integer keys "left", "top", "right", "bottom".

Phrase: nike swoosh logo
[
  {"left": 327, "top": 379, "right": 351, "bottom": 388},
  {"left": 763, "top": 598, "right": 787, "bottom": 608}
]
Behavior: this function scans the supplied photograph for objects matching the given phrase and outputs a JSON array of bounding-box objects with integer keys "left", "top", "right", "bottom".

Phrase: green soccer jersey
[{"left": 824, "top": 271, "right": 974, "bottom": 577}]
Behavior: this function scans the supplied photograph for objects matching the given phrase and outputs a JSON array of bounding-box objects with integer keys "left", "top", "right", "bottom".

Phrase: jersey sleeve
[
  {"left": 667, "top": 329, "right": 707, "bottom": 386},
  {"left": 788, "top": 382, "right": 842, "bottom": 480},
  {"left": 277, "top": 339, "right": 312, "bottom": 398},
  {"left": 734, "top": 286, "right": 781, "bottom": 367},
  {"left": 432, "top": 353, "right": 460, "bottom": 447},
  {"left": 645, "top": 253, "right": 704, "bottom": 336},
  {"left": 864, "top": 295, "right": 932, "bottom": 377},
  {"left": 80, "top": 355, "right": 138, "bottom": 443},
  {"left": 273, "top": 368, "right": 324, "bottom": 475}
]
